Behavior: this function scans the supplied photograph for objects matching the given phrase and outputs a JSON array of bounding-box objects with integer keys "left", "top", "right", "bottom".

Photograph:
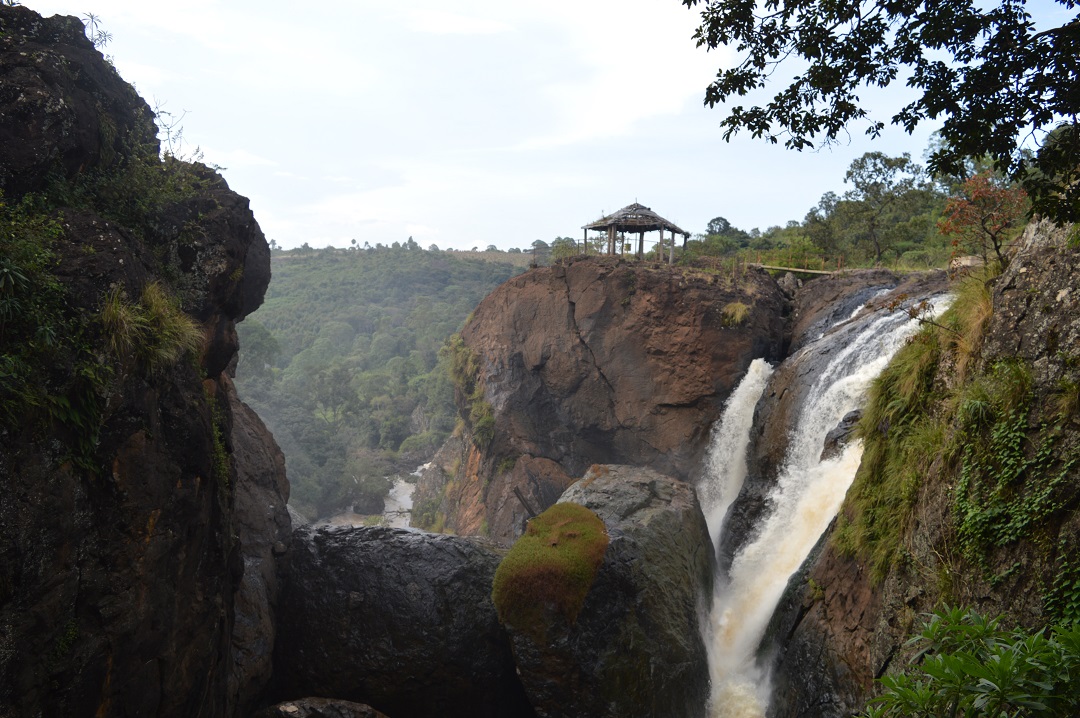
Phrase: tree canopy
[{"left": 681, "top": 0, "right": 1080, "bottom": 221}]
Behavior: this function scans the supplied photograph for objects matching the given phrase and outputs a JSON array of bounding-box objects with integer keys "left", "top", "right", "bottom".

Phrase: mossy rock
[{"left": 491, "top": 502, "right": 608, "bottom": 642}]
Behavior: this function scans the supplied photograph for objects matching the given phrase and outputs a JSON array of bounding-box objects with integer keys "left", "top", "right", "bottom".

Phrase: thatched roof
[{"left": 582, "top": 203, "right": 688, "bottom": 237}]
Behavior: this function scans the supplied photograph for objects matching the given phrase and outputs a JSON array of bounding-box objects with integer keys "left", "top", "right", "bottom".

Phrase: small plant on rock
[{"left": 491, "top": 502, "right": 609, "bottom": 642}]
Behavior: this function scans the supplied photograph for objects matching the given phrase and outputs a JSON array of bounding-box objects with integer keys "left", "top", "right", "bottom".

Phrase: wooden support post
[
  {"left": 657, "top": 228, "right": 664, "bottom": 263},
  {"left": 669, "top": 232, "right": 675, "bottom": 264},
  {"left": 583, "top": 229, "right": 588, "bottom": 255},
  {"left": 512, "top": 486, "right": 539, "bottom": 519},
  {"left": 638, "top": 231, "right": 644, "bottom": 259},
  {"left": 608, "top": 226, "right": 615, "bottom": 256}
]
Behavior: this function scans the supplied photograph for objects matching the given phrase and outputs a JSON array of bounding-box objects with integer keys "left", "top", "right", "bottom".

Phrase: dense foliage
[
  {"left": 683, "top": 146, "right": 957, "bottom": 269},
  {"left": 680, "top": 0, "right": 1080, "bottom": 223},
  {"left": 864, "top": 607, "right": 1080, "bottom": 717},
  {"left": 234, "top": 245, "right": 523, "bottom": 519}
]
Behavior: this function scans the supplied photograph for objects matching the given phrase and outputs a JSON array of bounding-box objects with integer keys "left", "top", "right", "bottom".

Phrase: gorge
[{"left": 3, "top": 5, "right": 1080, "bottom": 718}]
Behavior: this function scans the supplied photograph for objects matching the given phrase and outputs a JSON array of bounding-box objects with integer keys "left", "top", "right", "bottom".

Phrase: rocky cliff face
[
  {"left": 415, "top": 256, "right": 787, "bottom": 545},
  {"left": 765, "top": 221, "right": 1080, "bottom": 717},
  {"left": 0, "top": 7, "right": 280, "bottom": 716}
]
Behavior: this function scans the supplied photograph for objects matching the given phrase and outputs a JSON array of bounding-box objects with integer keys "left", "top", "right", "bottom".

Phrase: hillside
[{"left": 234, "top": 246, "right": 524, "bottom": 519}]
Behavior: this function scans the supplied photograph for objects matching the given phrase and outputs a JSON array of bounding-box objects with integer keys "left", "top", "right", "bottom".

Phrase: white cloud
[{"left": 406, "top": 9, "right": 512, "bottom": 35}]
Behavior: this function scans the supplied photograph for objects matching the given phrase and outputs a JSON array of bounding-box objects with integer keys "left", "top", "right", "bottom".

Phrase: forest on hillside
[{"left": 234, "top": 245, "right": 524, "bottom": 520}]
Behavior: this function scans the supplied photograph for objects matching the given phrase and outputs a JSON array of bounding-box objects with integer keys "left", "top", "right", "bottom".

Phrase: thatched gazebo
[{"left": 582, "top": 203, "right": 690, "bottom": 263}]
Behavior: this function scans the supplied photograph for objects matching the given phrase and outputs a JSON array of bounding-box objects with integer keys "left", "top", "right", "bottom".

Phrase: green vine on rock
[{"left": 952, "top": 360, "right": 1077, "bottom": 570}]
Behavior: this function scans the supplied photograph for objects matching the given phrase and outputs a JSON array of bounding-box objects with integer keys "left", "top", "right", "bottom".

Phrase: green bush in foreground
[
  {"left": 491, "top": 502, "right": 609, "bottom": 642},
  {"left": 864, "top": 607, "right": 1080, "bottom": 717}
]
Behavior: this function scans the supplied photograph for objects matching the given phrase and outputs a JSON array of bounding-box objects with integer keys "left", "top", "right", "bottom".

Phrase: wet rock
[
  {"left": 272, "top": 525, "right": 533, "bottom": 718},
  {"left": 504, "top": 465, "right": 714, "bottom": 718},
  {"left": 787, "top": 269, "right": 900, "bottom": 352},
  {"left": 821, "top": 410, "right": 862, "bottom": 462}
]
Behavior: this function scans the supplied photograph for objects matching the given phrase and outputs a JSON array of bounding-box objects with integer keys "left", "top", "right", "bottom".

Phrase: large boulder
[
  {"left": 271, "top": 525, "right": 534, "bottom": 718},
  {"left": 500, "top": 465, "right": 714, "bottom": 718}
]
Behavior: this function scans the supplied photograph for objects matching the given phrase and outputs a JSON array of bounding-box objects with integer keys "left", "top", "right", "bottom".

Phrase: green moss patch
[{"left": 491, "top": 502, "right": 609, "bottom": 642}]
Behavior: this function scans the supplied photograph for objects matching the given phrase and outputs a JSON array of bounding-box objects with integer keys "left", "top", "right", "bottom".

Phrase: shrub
[
  {"left": 864, "top": 607, "right": 1080, "bottom": 717},
  {"left": 491, "top": 502, "right": 609, "bottom": 643}
]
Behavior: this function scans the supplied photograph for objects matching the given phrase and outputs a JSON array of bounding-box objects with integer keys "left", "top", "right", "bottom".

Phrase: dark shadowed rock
[
  {"left": 272, "top": 525, "right": 534, "bottom": 718},
  {"left": 502, "top": 465, "right": 714, "bottom": 718},
  {"left": 0, "top": 6, "right": 272, "bottom": 715},
  {"left": 228, "top": 386, "right": 291, "bottom": 716},
  {"left": 0, "top": 6, "right": 158, "bottom": 199},
  {"left": 821, "top": 410, "right": 861, "bottom": 462},
  {"left": 256, "top": 698, "right": 388, "bottom": 718}
]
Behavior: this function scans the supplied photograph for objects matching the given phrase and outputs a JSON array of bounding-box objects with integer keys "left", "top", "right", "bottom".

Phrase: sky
[{"left": 23, "top": 0, "right": 950, "bottom": 251}]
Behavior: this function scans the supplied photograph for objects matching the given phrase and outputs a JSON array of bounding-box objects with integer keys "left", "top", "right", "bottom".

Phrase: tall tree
[
  {"left": 843, "top": 152, "right": 925, "bottom": 263},
  {"left": 681, "top": 0, "right": 1080, "bottom": 221}
]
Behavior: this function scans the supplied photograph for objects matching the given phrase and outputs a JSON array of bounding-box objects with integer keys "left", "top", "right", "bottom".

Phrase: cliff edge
[{"left": 414, "top": 256, "right": 788, "bottom": 545}]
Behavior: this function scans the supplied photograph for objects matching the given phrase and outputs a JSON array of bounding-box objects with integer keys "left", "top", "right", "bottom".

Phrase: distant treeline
[{"left": 552, "top": 144, "right": 1029, "bottom": 271}]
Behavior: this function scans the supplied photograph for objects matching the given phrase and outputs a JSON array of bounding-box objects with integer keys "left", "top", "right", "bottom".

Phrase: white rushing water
[
  {"left": 702, "top": 300, "right": 946, "bottom": 718},
  {"left": 699, "top": 358, "right": 774, "bottom": 541}
]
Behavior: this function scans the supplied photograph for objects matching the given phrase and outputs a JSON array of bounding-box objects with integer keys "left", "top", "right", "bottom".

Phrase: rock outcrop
[
  {"left": 0, "top": 6, "right": 158, "bottom": 198},
  {"left": 271, "top": 525, "right": 534, "bottom": 718},
  {"left": 415, "top": 256, "right": 787, "bottom": 545},
  {"left": 0, "top": 6, "right": 274, "bottom": 716},
  {"left": 503, "top": 465, "right": 714, "bottom": 718},
  {"left": 228, "top": 386, "right": 291, "bottom": 716}
]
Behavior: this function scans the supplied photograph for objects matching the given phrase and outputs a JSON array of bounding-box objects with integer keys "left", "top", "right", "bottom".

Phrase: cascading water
[
  {"left": 699, "top": 299, "right": 946, "bottom": 718},
  {"left": 698, "top": 358, "right": 774, "bottom": 541}
]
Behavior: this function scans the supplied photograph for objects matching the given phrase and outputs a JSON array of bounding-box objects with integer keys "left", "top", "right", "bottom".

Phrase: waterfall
[
  {"left": 698, "top": 358, "right": 774, "bottom": 541},
  {"left": 701, "top": 299, "right": 946, "bottom": 718}
]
